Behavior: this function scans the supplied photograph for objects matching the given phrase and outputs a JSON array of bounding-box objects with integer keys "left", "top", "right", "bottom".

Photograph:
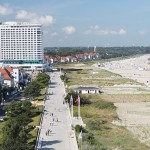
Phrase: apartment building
[{"left": 0, "top": 22, "right": 46, "bottom": 72}]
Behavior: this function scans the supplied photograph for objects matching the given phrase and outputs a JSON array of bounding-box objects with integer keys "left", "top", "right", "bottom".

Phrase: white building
[
  {"left": 74, "top": 86, "right": 99, "bottom": 94},
  {"left": 0, "top": 22, "right": 46, "bottom": 71}
]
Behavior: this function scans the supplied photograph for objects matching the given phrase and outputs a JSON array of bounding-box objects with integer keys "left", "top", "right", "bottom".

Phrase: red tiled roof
[
  {"left": 44, "top": 55, "right": 50, "bottom": 59},
  {"left": 76, "top": 54, "right": 83, "bottom": 58},
  {"left": 6, "top": 66, "right": 13, "bottom": 73},
  {"left": 61, "top": 57, "right": 66, "bottom": 60},
  {"left": 0, "top": 68, "right": 12, "bottom": 80}
]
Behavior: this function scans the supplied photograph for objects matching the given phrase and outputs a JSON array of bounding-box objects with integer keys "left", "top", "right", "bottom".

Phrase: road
[{"left": 36, "top": 71, "right": 78, "bottom": 150}]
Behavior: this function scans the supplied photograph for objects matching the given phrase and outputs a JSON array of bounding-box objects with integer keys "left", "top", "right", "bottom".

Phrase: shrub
[
  {"left": 83, "top": 132, "right": 96, "bottom": 145},
  {"left": 75, "top": 125, "right": 86, "bottom": 133},
  {"left": 94, "top": 101, "right": 116, "bottom": 110},
  {"left": 87, "top": 119, "right": 107, "bottom": 131}
]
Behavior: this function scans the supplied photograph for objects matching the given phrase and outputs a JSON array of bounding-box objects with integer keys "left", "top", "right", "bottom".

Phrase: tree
[
  {"left": 23, "top": 81, "right": 41, "bottom": 99},
  {"left": 36, "top": 73, "right": 50, "bottom": 88},
  {"left": 1, "top": 101, "right": 33, "bottom": 150}
]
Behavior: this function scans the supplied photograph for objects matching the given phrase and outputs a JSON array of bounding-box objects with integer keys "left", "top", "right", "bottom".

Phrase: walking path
[{"left": 36, "top": 71, "right": 78, "bottom": 150}]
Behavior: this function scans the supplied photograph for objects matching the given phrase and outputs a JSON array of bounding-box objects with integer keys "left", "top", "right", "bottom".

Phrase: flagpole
[{"left": 78, "top": 95, "right": 80, "bottom": 118}]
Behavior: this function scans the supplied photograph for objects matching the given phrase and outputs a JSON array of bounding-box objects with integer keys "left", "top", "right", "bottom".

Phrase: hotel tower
[{"left": 0, "top": 22, "right": 46, "bottom": 71}]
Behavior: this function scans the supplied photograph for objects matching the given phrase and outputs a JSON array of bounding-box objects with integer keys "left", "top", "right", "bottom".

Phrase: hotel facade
[{"left": 0, "top": 22, "right": 47, "bottom": 72}]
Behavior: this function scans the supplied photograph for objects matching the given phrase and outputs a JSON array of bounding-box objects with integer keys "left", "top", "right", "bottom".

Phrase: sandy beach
[{"left": 99, "top": 54, "right": 150, "bottom": 87}]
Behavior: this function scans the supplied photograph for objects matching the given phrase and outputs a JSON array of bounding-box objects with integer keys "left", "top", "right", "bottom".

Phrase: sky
[{"left": 0, "top": 0, "right": 150, "bottom": 47}]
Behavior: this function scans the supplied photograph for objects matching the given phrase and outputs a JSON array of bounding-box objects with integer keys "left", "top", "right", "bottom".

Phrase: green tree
[
  {"left": 1, "top": 101, "right": 32, "bottom": 150},
  {"left": 24, "top": 81, "right": 41, "bottom": 99},
  {"left": 36, "top": 73, "right": 50, "bottom": 88}
]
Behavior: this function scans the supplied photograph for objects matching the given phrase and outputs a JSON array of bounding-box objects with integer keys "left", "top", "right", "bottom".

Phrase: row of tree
[
  {"left": 24, "top": 73, "right": 50, "bottom": 100},
  {"left": 1, "top": 100, "right": 33, "bottom": 150},
  {"left": 44, "top": 46, "right": 150, "bottom": 58},
  {"left": 0, "top": 72, "right": 50, "bottom": 149}
]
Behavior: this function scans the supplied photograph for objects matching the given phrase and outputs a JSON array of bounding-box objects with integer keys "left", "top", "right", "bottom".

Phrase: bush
[
  {"left": 87, "top": 119, "right": 107, "bottom": 131},
  {"left": 94, "top": 101, "right": 116, "bottom": 110},
  {"left": 83, "top": 132, "right": 96, "bottom": 145},
  {"left": 82, "top": 142, "right": 107, "bottom": 150},
  {"left": 75, "top": 125, "right": 86, "bottom": 133}
]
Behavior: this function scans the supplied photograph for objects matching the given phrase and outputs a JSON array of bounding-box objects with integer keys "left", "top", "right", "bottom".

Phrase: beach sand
[{"left": 99, "top": 54, "right": 150, "bottom": 87}]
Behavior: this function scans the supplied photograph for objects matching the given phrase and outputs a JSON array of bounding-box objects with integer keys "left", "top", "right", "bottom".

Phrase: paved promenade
[{"left": 36, "top": 71, "right": 78, "bottom": 150}]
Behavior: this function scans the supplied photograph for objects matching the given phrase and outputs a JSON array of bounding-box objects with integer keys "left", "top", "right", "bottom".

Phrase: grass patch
[
  {"left": 28, "top": 114, "right": 41, "bottom": 127},
  {"left": 64, "top": 67, "right": 141, "bottom": 87},
  {"left": 40, "top": 87, "right": 47, "bottom": 95},
  {"left": 94, "top": 101, "right": 116, "bottom": 110}
]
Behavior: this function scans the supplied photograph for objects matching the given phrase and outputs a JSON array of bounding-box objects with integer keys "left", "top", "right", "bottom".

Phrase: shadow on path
[
  {"left": 40, "top": 148, "right": 54, "bottom": 150},
  {"left": 50, "top": 82, "right": 57, "bottom": 85},
  {"left": 41, "top": 140, "right": 62, "bottom": 147}
]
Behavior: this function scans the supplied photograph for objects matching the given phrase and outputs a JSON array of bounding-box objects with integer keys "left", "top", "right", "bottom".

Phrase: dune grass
[
  {"left": 65, "top": 68, "right": 140, "bottom": 87},
  {"left": 73, "top": 103, "right": 148, "bottom": 149}
]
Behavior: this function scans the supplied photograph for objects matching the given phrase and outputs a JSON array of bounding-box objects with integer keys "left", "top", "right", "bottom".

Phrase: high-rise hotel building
[
  {"left": 0, "top": 22, "right": 43, "bottom": 63},
  {"left": 0, "top": 22, "right": 47, "bottom": 72}
]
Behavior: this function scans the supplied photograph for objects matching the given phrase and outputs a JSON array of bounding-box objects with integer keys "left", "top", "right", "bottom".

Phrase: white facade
[
  {"left": 74, "top": 87, "right": 99, "bottom": 94},
  {"left": 4, "top": 80, "right": 13, "bottom": 87},
  {"left": 0, "top": 22, "right": 43, "bottom": 62}
]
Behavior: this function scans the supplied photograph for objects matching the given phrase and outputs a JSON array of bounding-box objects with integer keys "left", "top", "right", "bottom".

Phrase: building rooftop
[
  {"left": 0, "top": 22, "right": 41, "bottom": 26},
  {"left": 75, "top": 86, "right": 99, "bottom": 90}
]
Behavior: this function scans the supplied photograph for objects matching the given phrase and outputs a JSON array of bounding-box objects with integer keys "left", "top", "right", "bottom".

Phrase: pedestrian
[
  {"left": 46, "top": 131, "right": 47, "bottom": 136},
  {"left": 57, "top": 118, "right": 58, "bottom": 122},
  {"left": 52, "top": 113, "right": 53, "bottom": 116},
  {"left": 53, "top": 118, "right": 55, "bottom": 122},
  {"left": 48, "top": 129, "right": 50, "bottom": 135}
]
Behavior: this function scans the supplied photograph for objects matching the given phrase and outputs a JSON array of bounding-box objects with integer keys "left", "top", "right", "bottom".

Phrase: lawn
[
  {"left": 28, "top": 113, "right": 42, "bottom": 149},
  {"left": 34, "top": 87, "right": 47, "bottom": 101}
]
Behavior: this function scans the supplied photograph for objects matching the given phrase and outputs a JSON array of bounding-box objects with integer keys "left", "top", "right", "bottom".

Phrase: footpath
[{"left": 36, "top": 71, "right": 78, "bottom": 150}]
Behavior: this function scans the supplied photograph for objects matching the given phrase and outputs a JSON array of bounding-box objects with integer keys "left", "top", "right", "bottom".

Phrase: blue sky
[{"left": 1, "top": 0, "right": 150, "bottom": 47}]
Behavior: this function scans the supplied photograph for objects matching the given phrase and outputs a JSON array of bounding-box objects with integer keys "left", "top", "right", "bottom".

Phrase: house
[
  {"left": 0, "top": 67, "right": 14, "bottom": 87},
  {"left": 74, "top": 86, "right": 99, "bottom": 94},
  {"left": 66, "top": 56, "right": 72, "bottom": 62},
  {"left": 60, "top": 57, "right": 67, "bottom": 63},
  {"left": 83, "top": 53, "right": 91, "bottom": 60},
  {"left": 44, "top": 55, "right": 50, "bottom": 64},
  {"left": 75, "top": 54, "right": 84, "bottom": 61},
  {"left": 71, "top": 57, "right": 77, "bottom": 62}
]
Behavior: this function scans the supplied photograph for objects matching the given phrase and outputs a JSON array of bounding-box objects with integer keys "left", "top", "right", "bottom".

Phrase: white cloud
[
  {"left": 0, "top": 4, "right": 13, "bottom": 15},
  {"left": 138, "top": 30, "right": 146, "bottom": 35},
  {"left": 16, "top": 10, "right": 55, "bottom": 26},
  {"left": 85, "top": 25, "right": 126, "bottom": 35},
  {"left": 16, "top": 10, "right": 36, "bottom": 20},
  {"left": 51, "top": 32, "right": 59, "bottom": 37},
  {"left": 62, "top": 26, "right": 76, "bottom": 34}
]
